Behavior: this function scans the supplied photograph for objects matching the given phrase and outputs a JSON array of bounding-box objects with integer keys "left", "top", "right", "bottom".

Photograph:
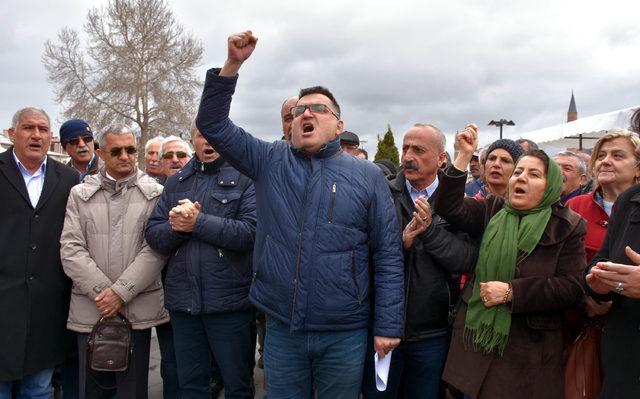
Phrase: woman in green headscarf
[{"left": 433, "top": 125, "right": 587, "bottom": 399}]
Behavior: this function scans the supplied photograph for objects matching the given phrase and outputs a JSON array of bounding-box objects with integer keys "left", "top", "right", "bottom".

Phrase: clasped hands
[
  {"left": 402, "top": 196, "right": 432, "bottom": 249},
  {"left": 169, "top": 199, "right": 201, "bottom": 233},
  {"left": 95, "top": 288, "right": 123, "bottom": 318},
  {"left": 586, "top": 246, "right": 640, "bottom": 299}
]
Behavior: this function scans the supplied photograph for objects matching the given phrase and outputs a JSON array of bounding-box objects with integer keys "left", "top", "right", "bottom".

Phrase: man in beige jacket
[{"left": 60, "top": 125, "right": 168, "bottom": 399}]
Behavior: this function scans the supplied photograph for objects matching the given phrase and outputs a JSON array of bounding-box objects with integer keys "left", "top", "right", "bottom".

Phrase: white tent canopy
[{"left": 520, "top": 106, "right": 638, "bottom": 154}]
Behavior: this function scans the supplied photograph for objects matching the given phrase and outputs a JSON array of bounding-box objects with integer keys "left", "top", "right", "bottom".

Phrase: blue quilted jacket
[
  {"left": 145, "top": 157, "right": 256, "bottom": 314},
  {"left": 195, "top": 68, "right": 404, "bottom": 336}
]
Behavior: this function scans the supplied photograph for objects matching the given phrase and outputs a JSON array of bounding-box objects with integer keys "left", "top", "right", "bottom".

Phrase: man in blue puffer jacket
[
  {"left": 195, "top": 31, "right": 404, "bottom": 398},
  {"left": 145, "top": 125, "right": 257, "bottom": 398}
]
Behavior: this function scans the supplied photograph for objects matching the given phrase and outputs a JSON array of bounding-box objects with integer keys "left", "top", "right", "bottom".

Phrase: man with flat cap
[
  {"left": 60, "top": 119, "right": 102, "bottom": 181},
  {"left": 339, "top": 130, "right": 360, "bottom": 156}
]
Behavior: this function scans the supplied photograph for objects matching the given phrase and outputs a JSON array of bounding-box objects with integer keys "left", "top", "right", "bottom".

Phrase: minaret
[{"left": 567, "top": 91, "right": 577, "bottom": 122}]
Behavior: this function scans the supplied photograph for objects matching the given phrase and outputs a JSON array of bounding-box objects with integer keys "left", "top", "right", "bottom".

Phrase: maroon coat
[{"left": 434, "top": 167, "right": 587, "bottom": 399}]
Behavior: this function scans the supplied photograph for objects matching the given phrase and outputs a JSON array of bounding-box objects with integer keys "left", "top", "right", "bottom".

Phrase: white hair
[
  {"left": 145, "top": 136, "right": 165, "bottom": 153},
  {"left": 160, "top": 135, "right": 192, "bottom": 156},
  {"left": 11, "top": 107, "right": 50, "bottom": 130}
]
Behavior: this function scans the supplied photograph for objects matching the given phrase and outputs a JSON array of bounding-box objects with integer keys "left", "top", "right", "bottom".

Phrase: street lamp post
[{"left": 488, "top": 119, "right": 515, "bottom": 140}]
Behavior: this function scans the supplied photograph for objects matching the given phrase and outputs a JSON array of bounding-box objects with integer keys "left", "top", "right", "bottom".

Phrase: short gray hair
[
  {"left": 98, "top": 125, "right": 136, "bottom": 149},
  {"left": 11, "top": 107, "right": 50, "bottom": 130},
  {"left": 145, "top": 136, "right": 165, "bottom": 153},
  {"left": 413, "top": 123, "right": 446, "bottom": 152},
  {"left": 160, "top": 135, "right": 192, "bottom": 157},
  {"left": 555, "top": 151, "right": 587, "bottom": 174}
]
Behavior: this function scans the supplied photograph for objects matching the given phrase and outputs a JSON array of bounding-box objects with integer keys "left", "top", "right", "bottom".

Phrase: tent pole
[{"left": 579, "top": 134, "right": 583, "bottom": 151}]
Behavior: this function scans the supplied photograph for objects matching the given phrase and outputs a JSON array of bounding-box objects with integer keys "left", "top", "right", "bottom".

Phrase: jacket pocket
[
  {"left": 350, "top": 251, "right": 361, "bottom": 304},
  {"left": 210, "top": 191, "right": 242, "bottom": 217},
  {"left": 526, "top": 313, "right": 562, "bottom": 330},
  {"left": 328, "top": 181, "right": 337, "bottom": 223},
  {"left": 253, "top": 235, "right": 270, "bottom": 282}
]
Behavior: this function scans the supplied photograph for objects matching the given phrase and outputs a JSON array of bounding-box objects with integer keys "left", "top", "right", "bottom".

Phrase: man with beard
[
  {"left": 361, "top": 124, "right": 478, "bottom": 398},
  {"left": 60, "top": 119, "right": 102, "bottom": 181},
  {"left": 146, "top": 124, "right": 256, "bottom": 398},
  {"left": 144, "top": 136, "right": 165, "bottom": 181},
  {"left": 160, "top": 136, "right": 192, "bottom": 182}
]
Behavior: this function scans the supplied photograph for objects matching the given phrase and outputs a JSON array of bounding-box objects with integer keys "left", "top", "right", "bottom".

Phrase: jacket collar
[
  {"left": 191, "top": 156, "right": 225, "bottom": 175},
  {"left": 0, "top": 148, "right": 63, "bottom": 210},
  {"left": 630, "top": 184, "right": 640, "bottom": 204},
  {"left": 174, "top": 157, "right": 240, "bottom": 187},
  {"left": 389, "top": 170, "right": 441, "bottom": 214},
  {"left": 537, "top": 203, "right": 582, "bottom": 246},
  {"left": 77, "top": 168, "right": 161, "bottom": 201},
  {"left": 291, "top": 137, "right": 342, "bottom": 159},
  {"left": 0, "top": 148, "right": 30, "bottom": 205}
]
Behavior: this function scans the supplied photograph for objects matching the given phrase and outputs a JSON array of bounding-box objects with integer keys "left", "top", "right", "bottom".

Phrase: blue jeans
[
  {"left": 170, "top": 310, "right": 254, "bottom": 399},
  {"left": 265, "top": 316, "right": 367, "bottom": 399},
  {"left": 361, "top": 333, "right": 448, "bottom": 398},
  {"left": 0, "top": 368, "right": 54, "bottom": 399}
]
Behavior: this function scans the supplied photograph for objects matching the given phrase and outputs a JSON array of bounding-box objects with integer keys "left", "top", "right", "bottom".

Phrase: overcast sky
[{"left": 2, "top": 0, "right": 639, "bottom": 155}]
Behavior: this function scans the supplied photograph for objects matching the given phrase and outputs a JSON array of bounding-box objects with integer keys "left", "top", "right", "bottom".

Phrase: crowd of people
[{"left": 2, "top": 30, "right": 640, "bottom": 399}]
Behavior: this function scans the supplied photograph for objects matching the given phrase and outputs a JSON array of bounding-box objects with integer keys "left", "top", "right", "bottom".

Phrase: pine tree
[{"left": 374, "top": 125, "right": 400, "bottom": 166}]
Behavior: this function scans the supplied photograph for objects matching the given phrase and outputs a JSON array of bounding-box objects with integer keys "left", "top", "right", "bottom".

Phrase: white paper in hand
[{"left": 374, "top": 350, "right": 392, "bottom": 391}]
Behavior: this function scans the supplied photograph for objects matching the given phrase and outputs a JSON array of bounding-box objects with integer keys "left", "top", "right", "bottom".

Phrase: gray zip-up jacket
[{"left": 60, "top": 169, "right": 169, "bottom": 332}]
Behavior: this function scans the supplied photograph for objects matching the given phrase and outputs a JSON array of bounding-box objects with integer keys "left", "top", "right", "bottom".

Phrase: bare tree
[{"left": 43, "top": 0, "right": 203, "bottom": 166}]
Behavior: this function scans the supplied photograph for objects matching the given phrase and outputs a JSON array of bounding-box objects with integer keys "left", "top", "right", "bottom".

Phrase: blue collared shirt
[
  {"left": 405, "top": 175, "right": 439, "bottom": 204},
  {"left": 13, "top": 150, "right": 47, "bottom": 208},
  {"left": 73, "top": 153, "right": 97, "bottom": 181}
]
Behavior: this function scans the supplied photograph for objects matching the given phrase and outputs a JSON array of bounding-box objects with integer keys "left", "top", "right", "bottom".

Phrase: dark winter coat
[
  {"left": 434, "top": 166, "right": 586, "bottom": 399},
  {"left": 145, "top": 157, "right": 256, "bottom": 314},
  {"left": 195, "top": 68, "right": 404, "bottom": 336},
  {"left": 585, "top": 183, "right": 640, "bottom": 398},
  {"left": 0, "top": 149, "right": 79, "bottom": 380},
  {"left": 388, "top": 171, "right": 478, "bottom": 340}
]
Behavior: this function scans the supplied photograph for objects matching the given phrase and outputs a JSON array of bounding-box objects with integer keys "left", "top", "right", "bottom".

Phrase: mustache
[
  {"left": 75, "top": 147, "right": 89, "bottom": 154},
  {"left": 403, "top": 161, "right": 418, "bottom": 171}
]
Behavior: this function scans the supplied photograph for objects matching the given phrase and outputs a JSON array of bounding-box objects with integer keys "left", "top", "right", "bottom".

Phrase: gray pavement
[{"left": 148, "top": 329, "right": 267, "bottom": 398}]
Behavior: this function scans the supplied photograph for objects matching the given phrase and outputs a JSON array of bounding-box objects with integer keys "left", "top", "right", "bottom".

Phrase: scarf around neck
[{"left": 464, "top": 154, "right": 563, "bottom": 354}]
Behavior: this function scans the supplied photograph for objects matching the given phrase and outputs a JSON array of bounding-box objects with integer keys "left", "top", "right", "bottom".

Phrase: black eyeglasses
[
  {"left": 65, "top": 136, "right": 94, "bottom": 146},
  {"left": 291, "top": 104, "right": 339, "bottom": 119},
  {"left": 162, "top": 151, "right": 189, "bottom": 160},
  {"left": 109, "top": 146, "right": 137, "bottom": 157}
]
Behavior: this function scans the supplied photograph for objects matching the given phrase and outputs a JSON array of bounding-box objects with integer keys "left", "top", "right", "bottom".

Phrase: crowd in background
[{"left": 2, "top": 30, "right": 640, "bottom": 399}]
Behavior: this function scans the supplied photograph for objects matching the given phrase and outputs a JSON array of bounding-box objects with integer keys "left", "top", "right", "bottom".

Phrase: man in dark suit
[{"left": 0, "top": 107, "right": 79, "bottom": 398}]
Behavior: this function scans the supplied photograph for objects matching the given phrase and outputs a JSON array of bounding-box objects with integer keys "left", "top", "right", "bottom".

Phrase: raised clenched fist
[{"left": 227, "top": 31, "right": 258, "bottom": 64}]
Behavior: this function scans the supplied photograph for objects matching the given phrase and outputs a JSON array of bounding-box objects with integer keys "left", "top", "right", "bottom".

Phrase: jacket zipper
[
  {"left": 328, "top": 182, "right": 337, "bottom": 223},
  {"left": 351, "top": 251, "right": 361, "bottom": 303}
]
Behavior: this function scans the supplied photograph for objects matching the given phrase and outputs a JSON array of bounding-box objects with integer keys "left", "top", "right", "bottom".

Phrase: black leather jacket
[{"left": 389, "top": 171, "right": 478, "bottom": 340}]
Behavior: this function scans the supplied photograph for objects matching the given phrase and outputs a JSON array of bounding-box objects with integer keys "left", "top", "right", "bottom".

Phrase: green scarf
[{"left": 464, "top": 154, "right": 563, "bottom": 354}]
